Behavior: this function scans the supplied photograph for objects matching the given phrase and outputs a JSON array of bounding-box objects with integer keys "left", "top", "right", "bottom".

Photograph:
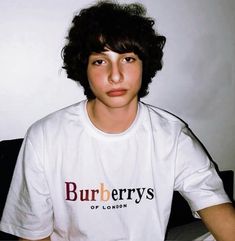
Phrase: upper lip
[{"left": 107, "top": 88, "right": 127, "bottom": 93}]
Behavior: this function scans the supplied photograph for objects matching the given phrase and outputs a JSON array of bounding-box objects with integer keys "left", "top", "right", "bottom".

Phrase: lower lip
[{"left": 107, "top": 90, "right": 127, "bottom": 97}]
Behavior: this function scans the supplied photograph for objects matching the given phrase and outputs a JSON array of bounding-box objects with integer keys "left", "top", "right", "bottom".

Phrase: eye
[
  {"left": 123, "top": 56, "right": 136, "bottom": 63},
  {"left": 92, "top": 59, "right": 106, "bottom": 65}
]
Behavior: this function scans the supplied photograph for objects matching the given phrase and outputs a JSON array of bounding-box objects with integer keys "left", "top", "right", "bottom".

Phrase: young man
[{"left": 1, "top": 1, "right": 235, "bottom": 241}]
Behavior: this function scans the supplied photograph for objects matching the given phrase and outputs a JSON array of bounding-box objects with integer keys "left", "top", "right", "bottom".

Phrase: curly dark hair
[{"left": 62, "top": 0, "right": 166, "bottom": 99}]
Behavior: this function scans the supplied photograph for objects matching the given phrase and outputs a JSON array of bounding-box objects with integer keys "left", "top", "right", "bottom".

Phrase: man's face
[{"left": 87, "top": 49, "right": 142, "bottom": 109}]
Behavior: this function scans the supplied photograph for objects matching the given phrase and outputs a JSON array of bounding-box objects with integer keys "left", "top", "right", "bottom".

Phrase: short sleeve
[
  {"left": 0, "top": 126, "right": 53, "bottom": 239},
  {"left": 174, "top": 126, "right": 231, "bottom": 215}
]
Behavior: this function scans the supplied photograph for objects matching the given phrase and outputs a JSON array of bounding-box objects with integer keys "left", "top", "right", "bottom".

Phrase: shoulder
[
  {"left": 26, "top": 100, "right": 86, "bottom": 140},
  {"left": 140, "top": 102, "right": 187, "bottom": 130},
  {"left": 142, "top": 103, "right": 203, "bottom": 150}
]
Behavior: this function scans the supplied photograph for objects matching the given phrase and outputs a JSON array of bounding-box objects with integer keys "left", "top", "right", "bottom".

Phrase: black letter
[{"left": 146, "top": 188, "right": 154, "bottom": 200}]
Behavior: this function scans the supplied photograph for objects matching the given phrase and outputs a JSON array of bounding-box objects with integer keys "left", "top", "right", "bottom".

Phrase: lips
[{"left": 107, "top": 89, "right": 127, "bottom": 97}]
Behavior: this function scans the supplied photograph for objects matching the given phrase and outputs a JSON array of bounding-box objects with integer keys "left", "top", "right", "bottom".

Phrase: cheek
[
  {"left": 87, "top": 66, "right": 106, "bottom": 82},
  {"left": 133, "top": 67, "right": 143, "bottom": 91},
  {"left": 128, "top": 66, "right": 142, "bottom": 83},
  {"left": 87, "top": 70, "right": 105, "bottom": 92}
]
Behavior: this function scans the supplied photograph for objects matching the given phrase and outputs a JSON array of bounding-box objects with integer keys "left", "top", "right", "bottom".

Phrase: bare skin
[
  {"left": 198, "top": 203, "right": 235, "bottom": 241},
  {"left": 87, "top": 97, "right": 138, "bottom": 134},
  {"left": 86, "top": 50, "right": 142, "bottom": 133}
]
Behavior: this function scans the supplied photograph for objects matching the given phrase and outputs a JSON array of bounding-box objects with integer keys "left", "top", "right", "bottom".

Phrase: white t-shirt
[{"left": 0, "top": 100, "right": 230, "bottom": 241}]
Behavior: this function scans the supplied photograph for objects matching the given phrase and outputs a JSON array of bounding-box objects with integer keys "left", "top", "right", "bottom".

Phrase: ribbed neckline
[{"left": 81, "top": 100, "right": 143, "bottom": 140}]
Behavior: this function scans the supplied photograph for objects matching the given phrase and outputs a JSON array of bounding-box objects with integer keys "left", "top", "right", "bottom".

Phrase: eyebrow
[
  {"left": 90, "top": 52, "right": 106, "bottom": 56},
  {"left": 90, "top": 51, "right": 136, "bottom": 56}
]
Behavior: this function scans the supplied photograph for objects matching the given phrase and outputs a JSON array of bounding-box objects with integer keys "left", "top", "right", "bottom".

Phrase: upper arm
[{"left": 198, "top": 203, "right": 235, "bottom": 241}]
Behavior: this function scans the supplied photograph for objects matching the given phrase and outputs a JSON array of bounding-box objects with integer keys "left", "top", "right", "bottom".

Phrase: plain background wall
[{"left": 0, "top": 0, "right": 234, "bottom": 196}]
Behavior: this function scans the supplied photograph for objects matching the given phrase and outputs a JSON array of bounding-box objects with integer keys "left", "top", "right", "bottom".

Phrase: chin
[{"left": 104, "top": 96, "right": 138, "bottom": 109}]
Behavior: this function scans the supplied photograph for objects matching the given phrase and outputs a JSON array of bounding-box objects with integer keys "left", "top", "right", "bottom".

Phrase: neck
[{"left": 86, "top": 99, "right": 138, "bottom": 134}]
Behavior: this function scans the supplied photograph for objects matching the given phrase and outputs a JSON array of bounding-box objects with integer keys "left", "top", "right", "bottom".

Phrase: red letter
[
  {"left": 91, "top": 189, "right": 99, "bottom": 201},
  {"left": 65, "top": 182, "right": 77, "bottom": 201},
  {"left": 80, "top": 190, "right": 89, "bottom": 201}
]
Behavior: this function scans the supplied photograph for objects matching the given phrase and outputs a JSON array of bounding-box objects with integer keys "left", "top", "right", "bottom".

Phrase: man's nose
[{"left": 109, "top": 62, "right": 122, "bottom": 83}]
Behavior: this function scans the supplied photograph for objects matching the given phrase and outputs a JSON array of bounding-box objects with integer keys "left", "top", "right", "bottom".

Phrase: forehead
[{"left": 88, "top": 50, "right": 139, "bottom": 59}]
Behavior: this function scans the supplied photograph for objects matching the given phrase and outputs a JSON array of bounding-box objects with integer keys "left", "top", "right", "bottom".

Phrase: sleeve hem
[
  {"left": 0, "top": 221, "right": 52, "bottom": 240},
  {"left": 190, "top": 196, "right": 232, "bottom": 218}
]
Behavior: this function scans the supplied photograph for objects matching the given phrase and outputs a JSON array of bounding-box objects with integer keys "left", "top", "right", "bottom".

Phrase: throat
[{"left": 86, "top": 100, "right": 138, "bottom": 134}]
